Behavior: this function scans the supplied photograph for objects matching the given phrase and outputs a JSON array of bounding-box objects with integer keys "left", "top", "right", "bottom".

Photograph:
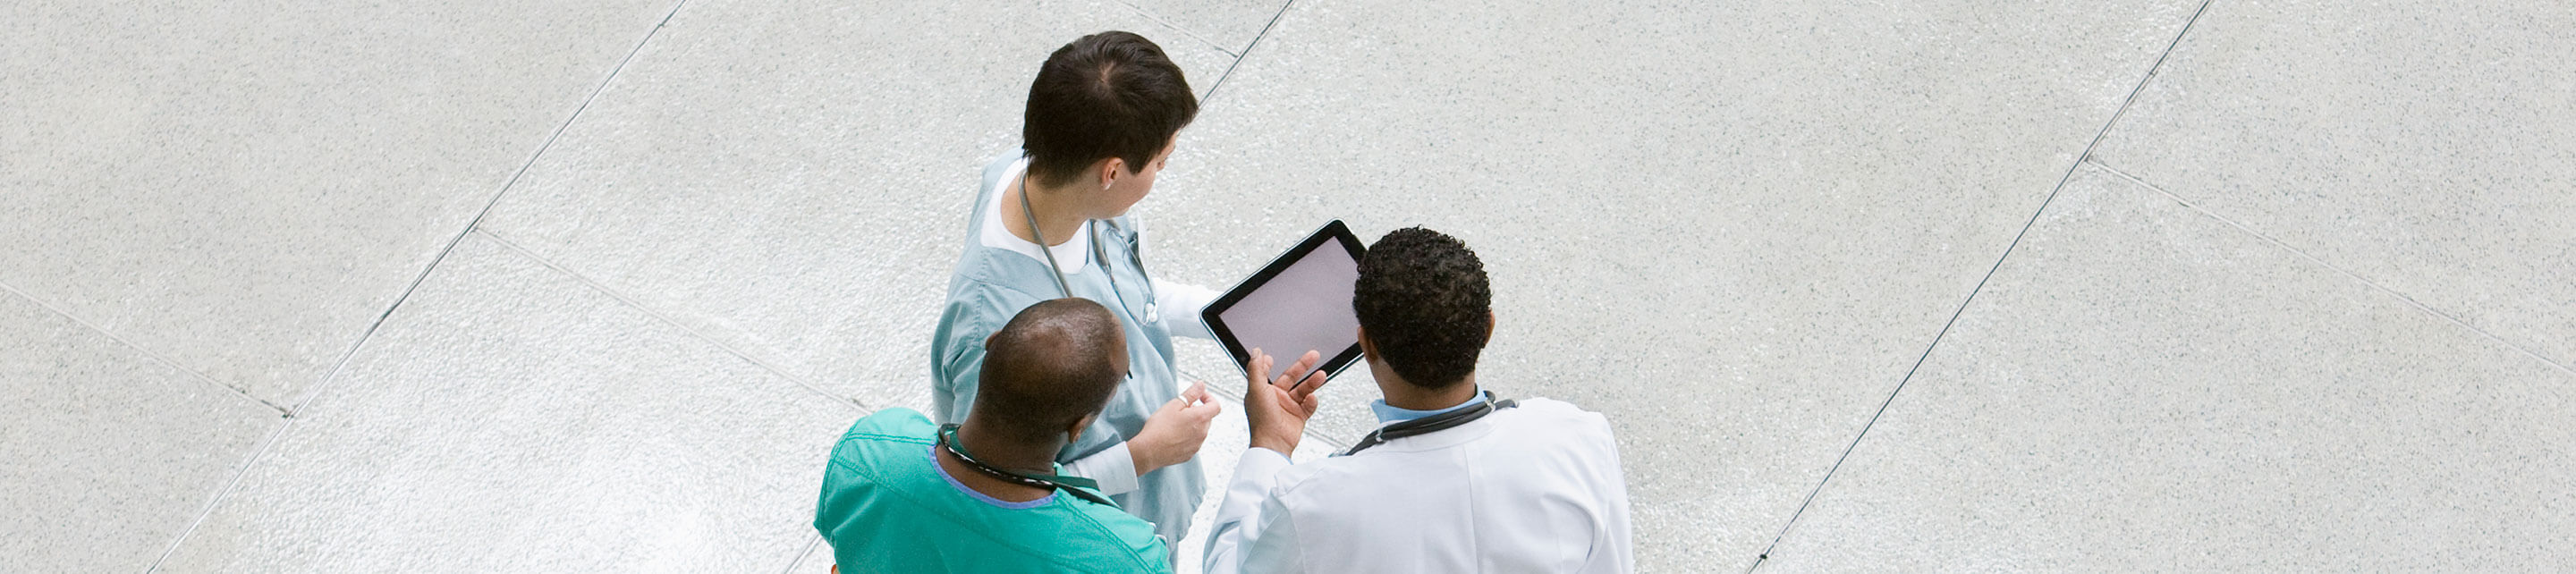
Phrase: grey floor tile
[
  {"left": 0, "top": 0, "right": 676, "bottom": 407},
  {"left": 0, "top": 292, "right": 281, "bottom": 572},
  {"left": 156, "top": 233, "right": 857, "bottom": 571},
  {"left": 473, "top": 0, "right": 1234, "bottom": 413},
  {"left": 1121, "top": 0, "right": 1289, "bottom": 55},
  {"left": 1758, "top": 165, "right": 2576, "bottom": 571},
  {"left": 1143, "top": 0, "right": 2204, "bottom": 569},
  {"left": 785, "top": 536, "right": 832, "bottom": 574},
  {"left": 2091, "top": 1, "right": 2576, "bottom": 367}
]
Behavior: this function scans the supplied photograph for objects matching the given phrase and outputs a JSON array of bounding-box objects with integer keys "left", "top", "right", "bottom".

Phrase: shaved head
[{"left": 973, "top": 299, "right": 1129, "bottom": 443}]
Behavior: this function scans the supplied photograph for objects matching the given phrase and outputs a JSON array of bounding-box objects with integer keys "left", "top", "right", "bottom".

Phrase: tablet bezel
[{"left": 1201, "top": 220, "right": 1368, "bottom": 382}]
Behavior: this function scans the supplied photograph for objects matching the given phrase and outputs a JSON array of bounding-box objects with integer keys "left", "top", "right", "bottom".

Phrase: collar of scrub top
[
  {"left": 1017, "top": 171, "right": 1159, "bottom": 324},
  {"left": 936, "top": 424, "right": 1119, "bottom": 508},
  {"left": 1339, "top": 390, "right": 1518, "bottom": 457}
]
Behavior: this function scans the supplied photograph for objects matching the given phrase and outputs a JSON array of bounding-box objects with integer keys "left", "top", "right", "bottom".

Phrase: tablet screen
[{"left": 1204, "top": 221, "right": 1368, "bottom": 382}]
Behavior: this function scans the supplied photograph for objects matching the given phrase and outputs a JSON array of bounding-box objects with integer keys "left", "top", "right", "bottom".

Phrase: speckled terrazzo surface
[{"left": 5, "top": 0, "right": 2572, "bottom": 571}]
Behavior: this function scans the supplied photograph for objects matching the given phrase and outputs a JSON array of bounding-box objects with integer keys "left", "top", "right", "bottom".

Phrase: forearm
[
  {"left": 1060, "top": 442, "right": 1140, "bottom": 495},
  {"left": 1203, "top": 448, "right": 1294, "bottom": 573},
  {"left": 1151, "top": 277, "right": 1218, "bottom": 340}
]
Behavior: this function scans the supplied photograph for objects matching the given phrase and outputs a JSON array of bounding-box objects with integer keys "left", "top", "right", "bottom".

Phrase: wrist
[
  {"left": 1129, "top": 441, "right": 1163, "bottom": 475},
  {"left": 1249, "top": 434, "right": 1299, "bottom": 456}
]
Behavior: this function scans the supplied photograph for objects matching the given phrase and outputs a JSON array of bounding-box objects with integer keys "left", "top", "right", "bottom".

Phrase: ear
[
  {"left": 1066, "top": 412, "right": 1099, "bottom": 439},
  {"left": 1097, "top": 156, "right": 1126, "bottom": 190},
  {"left": 1486, "top": 310, "right": 1496, "bottom": 340},
  {"left": 1357, "top": 326, "right": 1377, "bottom": 359}
]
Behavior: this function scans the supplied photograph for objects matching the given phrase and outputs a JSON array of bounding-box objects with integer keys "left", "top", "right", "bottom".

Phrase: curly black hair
[{"left": 1352, "top": 227, "right": 1491, "bottom": 389}]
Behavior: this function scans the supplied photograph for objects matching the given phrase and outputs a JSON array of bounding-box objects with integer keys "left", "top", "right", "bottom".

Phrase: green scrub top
[
  {"left": 814, "top": 409, "right": 1173, "bottom": 573},
  {"left": 929, "top": 151, "right": 1202, "bottom": 544}
]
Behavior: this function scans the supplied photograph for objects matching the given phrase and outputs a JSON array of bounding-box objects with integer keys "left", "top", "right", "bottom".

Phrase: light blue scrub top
[{"left": 929, "top": 151, "right": 1202, "bottom": 546}]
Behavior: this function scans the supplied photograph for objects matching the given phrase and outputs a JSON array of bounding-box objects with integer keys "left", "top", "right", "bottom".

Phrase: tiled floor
[{"left": 6, "top": 0, "right": 2570, "bottom": 571}]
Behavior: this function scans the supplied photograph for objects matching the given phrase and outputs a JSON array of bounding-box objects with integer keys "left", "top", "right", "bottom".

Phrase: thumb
[
  {"left": 1185, "top": 398, "right": 1223, "bottom": 421},
  {"left": 1241, "top": 376, "right": 1274, "bottom": 407}
]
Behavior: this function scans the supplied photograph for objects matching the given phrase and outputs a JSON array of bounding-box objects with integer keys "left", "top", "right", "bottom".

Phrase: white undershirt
[{"left": 983, "top": 158, "right": 1093, "bottom": 275}]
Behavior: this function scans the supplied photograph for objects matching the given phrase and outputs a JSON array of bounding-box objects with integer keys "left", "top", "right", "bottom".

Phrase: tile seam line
[
  {"left": 780, "top": 535, "right": 823, "bottom": 574},
  {"left": 140, "top": 401, "right": 298, "bottom": 573},
  {"left": 146, "top": 3, "right": 691, "bottom": 570},
  {"left": 1741, "top": 1, "right": 2215, "bottom": 571},
  {"left": 1110, "top": 0, "right": 1241, "bottom": 59},
  {"left": 2087, "top": 158, "right": 2576, "bottom": 378},
  {"left": 1198, "top": 0, "right": 1297, "bottom": 103},
  {"left": 477, "top": 228, "right": 869, "bottom": 411},
  {"left": 287, "top": 0, "right": 691, "bottom": 419},
  {"left": 0, "top": 279, "right": 286, "bottom": 416}
]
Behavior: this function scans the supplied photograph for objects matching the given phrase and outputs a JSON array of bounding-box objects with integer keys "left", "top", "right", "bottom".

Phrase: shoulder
[
  {"left": 1514, "top": 397, "right": 1604, "bottom": 418},
  {"left": 837, "top": 409, "right": 936, "bottom": 452},
  {"left": 818, "top": 410, "right": 937, "bottom": 535},
  {"left": 979, "top": 149, "right": 1025, "bottom": 189},
  {"left": 1500, "top": 398, "right": 1617, "bottom": 443},
  {"left": 934, "top": 280, "right": 1049, "bottom": 347},
  {"left": 1509, "top": 398, "right": 1610, "bottom": 426},
  {"left": 828, "top": 409, "right": 937, "bottom": 468}
]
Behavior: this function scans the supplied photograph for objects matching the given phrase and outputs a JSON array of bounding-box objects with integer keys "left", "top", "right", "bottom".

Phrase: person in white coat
[{"left": 1202, "top": 226, "right": 1636, "bottom": 573}]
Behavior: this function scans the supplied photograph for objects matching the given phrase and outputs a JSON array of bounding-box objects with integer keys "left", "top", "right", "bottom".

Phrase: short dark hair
[
  {"left": 1022, "top": 31, "right": 1197, "bottom": 188},
  {"left": 974, "top": 299, "right": 1128, "bottom": 443},
  {"left": 1352, "top": 227, "right": 1491, "bottom": 389}
]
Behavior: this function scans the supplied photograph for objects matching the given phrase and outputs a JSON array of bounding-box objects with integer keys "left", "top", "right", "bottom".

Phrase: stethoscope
[
  {"left": 937, "top": 424, "right": 1119, "bottom": 508},
  {"left": 1337, "top": 393, "right": 1520, "bottom": 456},
  {"left": 1019, "top": 171, "right": 1159, "bottom": 325}
]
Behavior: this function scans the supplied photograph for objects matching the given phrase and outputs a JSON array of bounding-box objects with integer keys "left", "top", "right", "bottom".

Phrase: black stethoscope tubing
[
  {"left": 937, "top": 424, "right": 1120, "bottom": 508},
  {"left": 1338, "top": 394, "right": 1520, "bottom": 456}
]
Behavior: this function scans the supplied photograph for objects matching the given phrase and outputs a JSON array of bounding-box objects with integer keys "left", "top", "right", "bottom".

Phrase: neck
[
  {"left": 937, "top": 424, "right": 1059, "bottom": 502},
  {"left": 1006, "top": 173, "right": 1089, "bottom": 249},
  {"left": 953, "top": 424, "right": 1061, "bottom": 475},
  {"left": 1381, "top": 374, "right": 1480, "bottom": 410}
]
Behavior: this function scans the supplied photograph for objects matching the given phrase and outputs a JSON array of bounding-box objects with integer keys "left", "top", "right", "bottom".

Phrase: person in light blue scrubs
[{"left": 929, "top": 30, "right": 1223, "bottom": 549}]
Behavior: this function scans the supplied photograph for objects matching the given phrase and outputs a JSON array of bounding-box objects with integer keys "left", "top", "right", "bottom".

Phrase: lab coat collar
[{"left": 1368, "top": 387, "right": 1487, "bottom": 425}]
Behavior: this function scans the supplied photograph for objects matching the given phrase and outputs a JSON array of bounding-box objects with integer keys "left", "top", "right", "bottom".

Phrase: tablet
[{"left": 1203, "top": 220, "right": 1368, "bottom": 383}]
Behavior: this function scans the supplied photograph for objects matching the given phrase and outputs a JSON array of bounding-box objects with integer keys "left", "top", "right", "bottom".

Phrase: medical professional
[
  {"left": 930, "top": 30, "right": 1222, "bottom": 547},
  {"left": 1204, "top": 227, "right": 1638, "bottom": 573},
  {"left": 818, "top": 299, "right": 1172, "bottom": 573}
]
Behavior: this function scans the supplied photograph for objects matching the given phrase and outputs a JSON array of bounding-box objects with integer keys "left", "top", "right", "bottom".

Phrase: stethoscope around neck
[
  {"left": 937, "top": 424, "right": 1119, "bottom": 508},
  {"left": 1338, "top": 393, "right": 1520, "bottom": 456},
  {"left": 1019, "top": 171, "right": 1158, "bottom": 325}
]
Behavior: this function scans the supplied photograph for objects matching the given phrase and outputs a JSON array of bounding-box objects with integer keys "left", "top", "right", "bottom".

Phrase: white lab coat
[{"left": 1202, "top": 398, "right": 1636, "bottom": 573}]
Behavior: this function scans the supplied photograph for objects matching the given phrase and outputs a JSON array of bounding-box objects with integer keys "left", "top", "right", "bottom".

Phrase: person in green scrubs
[
  {"left": 931, "top": 30, "right": 1220, "bottom": 547},
  {"left": 819, "top": 299, "right": 1171, "bottom": 573}
]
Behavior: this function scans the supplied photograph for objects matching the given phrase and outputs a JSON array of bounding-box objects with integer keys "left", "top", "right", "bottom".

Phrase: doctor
[
  {"left": 1203, "top": 227, "right": 1637, "bottom": 573},
  {"left": 930, "top": 30, "right": 1221, "bottom": 548}
]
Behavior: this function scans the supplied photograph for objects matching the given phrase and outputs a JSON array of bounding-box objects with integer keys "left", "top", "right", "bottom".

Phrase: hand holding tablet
[{"left": 1203, "top": 220, "right": 1369, "bottom": 383}]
